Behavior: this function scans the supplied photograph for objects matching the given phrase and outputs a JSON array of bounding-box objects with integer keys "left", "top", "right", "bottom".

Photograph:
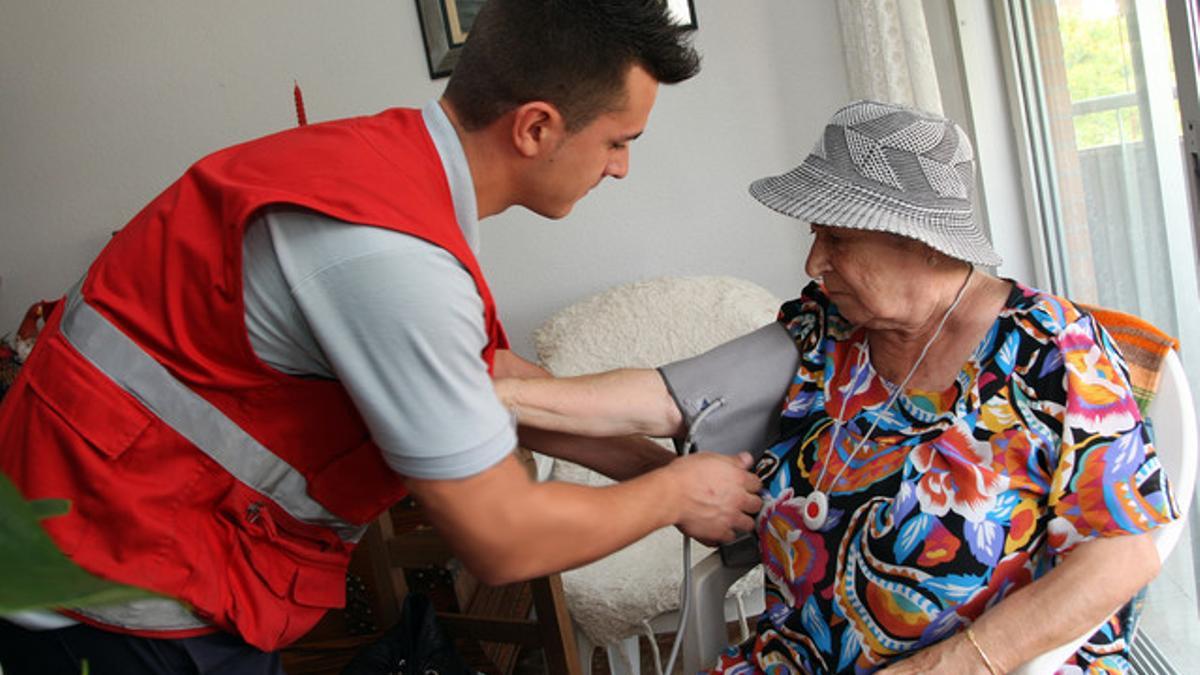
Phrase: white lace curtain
[{"left": 837, "top": 0, "right": 943, "bottom": 114}]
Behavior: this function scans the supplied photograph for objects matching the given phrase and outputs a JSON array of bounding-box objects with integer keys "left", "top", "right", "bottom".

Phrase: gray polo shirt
[
  {"left": 241, "top": 100, "right": 516, "bottom": 480},
  {"left": 6, "top": 100, "right": 514, "bottom": 634}
]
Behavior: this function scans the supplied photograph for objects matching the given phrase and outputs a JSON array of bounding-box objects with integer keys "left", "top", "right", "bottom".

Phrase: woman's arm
[
  {"left": 493, "top": 349, "right": 682, "bottom": 477},
  {"left": 497, "top": 368, "right": 684, "bottom": 438},
  {"left": 879, "top": 531, "right": 1161, "bottom": 674},
  {"left": 494, "top": 348, "right": 686, "bottom": 449},
  {"left": 493, "top": 322, "right": 797, "bottom": 447},
  {"left": 492, "top": 348, "right": 553, "bottom": 379},
  {"left": 517, "top": 426, "right": 676, "bottom": 480}
]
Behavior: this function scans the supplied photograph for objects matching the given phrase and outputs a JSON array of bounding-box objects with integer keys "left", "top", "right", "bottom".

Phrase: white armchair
[
  {"left": 531, "top": 275, "right": 781, "bottom": 674},
  {"left": 683, "top": 348, "right": 1198, "bottom": 673}
]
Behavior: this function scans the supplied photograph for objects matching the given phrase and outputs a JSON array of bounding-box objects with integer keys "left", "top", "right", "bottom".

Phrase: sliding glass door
[{"left": 999, "top": 0, "right": 1200, "bottom": 669}]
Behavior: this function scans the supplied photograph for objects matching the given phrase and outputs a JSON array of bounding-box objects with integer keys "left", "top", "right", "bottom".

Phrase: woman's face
[{"left": 804, "top": 224, "right": 941, "bottom": 330}]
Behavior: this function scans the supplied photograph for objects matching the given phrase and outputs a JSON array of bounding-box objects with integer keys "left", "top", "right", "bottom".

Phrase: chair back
[
  {"left": 534, "top": 275, "right": 781, "bottom": 485},
  {"left": 1144, "top": 349, "right": 1198, "bottom": 561}
]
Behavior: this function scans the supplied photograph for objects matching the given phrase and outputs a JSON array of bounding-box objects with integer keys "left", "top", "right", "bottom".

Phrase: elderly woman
[{"left": 497, "top": 100, "right": 1177, "bottom": 673}]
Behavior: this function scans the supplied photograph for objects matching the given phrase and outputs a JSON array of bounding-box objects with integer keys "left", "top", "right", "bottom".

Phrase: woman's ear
[{"left": 510, "top": 101, "right": 566, "bottom": 158}]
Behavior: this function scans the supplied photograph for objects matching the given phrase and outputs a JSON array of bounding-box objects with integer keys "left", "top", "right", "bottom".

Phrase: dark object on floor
[
  {"left": 374, "top": 467, "right": 580, "bottom": 674},
  {"left": 0, "top": 618, "right": 282, "bottom": 675},
  {"left": 340, "top": 593, "right": 471, "bottom": 675},
  {"left": 344, "top": 572, "right": 380, "bottom": 636}
]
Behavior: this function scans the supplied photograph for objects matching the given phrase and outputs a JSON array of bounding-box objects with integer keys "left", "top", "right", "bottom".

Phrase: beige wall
[{"left": 0, "top": 1, "right": 850, "bottom": 357}]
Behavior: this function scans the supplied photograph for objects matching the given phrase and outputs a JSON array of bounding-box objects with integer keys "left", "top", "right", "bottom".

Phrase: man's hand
[{"left": 665, "top": 451, "right": 762, "bottom": 544}]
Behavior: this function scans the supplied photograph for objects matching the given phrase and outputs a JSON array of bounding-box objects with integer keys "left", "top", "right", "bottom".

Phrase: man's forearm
[
  {"left": 406, "top": 451, "right": 760, "bottom": 586},
  {"left": 407, "top": 453, "right": 684, "bottom": 584}
]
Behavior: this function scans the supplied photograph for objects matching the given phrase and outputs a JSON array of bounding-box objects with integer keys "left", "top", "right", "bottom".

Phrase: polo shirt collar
[{"left": 421, "top": 99, "right": 480, "bottom": 253}]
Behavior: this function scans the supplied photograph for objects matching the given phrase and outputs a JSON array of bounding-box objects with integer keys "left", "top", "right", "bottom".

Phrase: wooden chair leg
[
  {"left": 356, "top": 516, "right": 403, "bottom": 630},
  {"left": 529, "top": 574, "right": 581, "bottom": 675}
]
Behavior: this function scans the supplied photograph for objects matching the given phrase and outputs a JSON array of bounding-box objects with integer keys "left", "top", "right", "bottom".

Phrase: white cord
[
  {"left": 813, "top": 265, "right": 974, "bottom": 495},
  {"left": 642, "top": 618, "right": 665, "bottom": 675},
  {"left": 735, "top": 594, "right": 749, "bottom": 643},
  {"left": 662, "top": 397, "right": 725, "bottom": 675}
]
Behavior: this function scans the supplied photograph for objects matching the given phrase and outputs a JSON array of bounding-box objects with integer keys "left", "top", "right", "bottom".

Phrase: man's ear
[{"left": 510, "top": 101, "right": 566, "bottom": 158}]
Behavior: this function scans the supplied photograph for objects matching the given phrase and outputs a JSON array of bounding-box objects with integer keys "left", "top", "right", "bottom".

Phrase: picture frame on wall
[
  {"left": 415, "top": 0, "right": 485, "bottom": 79},
  {"left": 666, "top": 0, "right": 698, "bottom": 29},
  {"left": 415, "top": 0, "right": 698, "bottom": 80}
]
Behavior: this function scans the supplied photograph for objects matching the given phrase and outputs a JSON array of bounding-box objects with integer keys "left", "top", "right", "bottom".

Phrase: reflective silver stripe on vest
[
  {"left": 59, "top": 284, "right": 368, "bottom": 543},
  {"left": 70, "top": 598, "right": 211, "bottom": 633}
]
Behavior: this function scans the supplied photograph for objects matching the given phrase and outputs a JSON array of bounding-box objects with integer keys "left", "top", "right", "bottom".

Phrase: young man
[{"left": 0, "top": 1, "right": 761, "bottom": 673}]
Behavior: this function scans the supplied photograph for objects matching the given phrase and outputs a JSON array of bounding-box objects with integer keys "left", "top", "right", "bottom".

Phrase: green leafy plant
[{"left": 0, "top": 472, "right": 151, "bottom": 611}]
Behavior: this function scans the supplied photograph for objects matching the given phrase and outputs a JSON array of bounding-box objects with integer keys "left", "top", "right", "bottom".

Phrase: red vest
[{"left": 0, "top": 108, "right": 507, "bottom": 650}]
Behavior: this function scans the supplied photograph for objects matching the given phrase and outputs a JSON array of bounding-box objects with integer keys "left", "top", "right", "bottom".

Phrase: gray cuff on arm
[{"left": 657, "top": 322, "right": 800, "bottom": 460}]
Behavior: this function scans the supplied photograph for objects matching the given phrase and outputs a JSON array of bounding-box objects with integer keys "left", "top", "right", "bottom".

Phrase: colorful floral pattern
[{"left": 710, "top": 281, "right": 1177, "bottom": 674}]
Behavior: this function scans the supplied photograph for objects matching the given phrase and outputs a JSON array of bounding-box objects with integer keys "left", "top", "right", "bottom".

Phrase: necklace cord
[{"left": 813, "top": 265, "right": 975, "bottom": 494}]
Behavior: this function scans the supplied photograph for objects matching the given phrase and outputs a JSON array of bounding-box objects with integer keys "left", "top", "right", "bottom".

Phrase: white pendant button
[{"left": 802, "top": 490, "right": 828, "bottom": 530}]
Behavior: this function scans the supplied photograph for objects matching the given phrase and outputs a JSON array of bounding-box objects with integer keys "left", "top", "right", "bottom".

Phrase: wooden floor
[
  {"left": 515, "top": 633, "right": 687, "bottom": 675},
  {"left": 282, "top": 616, "right": 748, "bottom": 674},
  {"left": 284, "top": 632, "right": 688, "bottom": 675},
  {"left": 516, "top": 622, "right": 750, "bottom": 675}
]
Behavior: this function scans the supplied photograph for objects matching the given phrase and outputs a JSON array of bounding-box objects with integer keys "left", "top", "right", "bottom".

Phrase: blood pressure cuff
[{"left": 657, "top": 322, "right": 800, "bottom": 460}]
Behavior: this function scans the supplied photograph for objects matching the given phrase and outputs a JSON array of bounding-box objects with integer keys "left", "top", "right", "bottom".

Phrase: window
[{"left": 998, "top": 0, "right": 1200, "bottom": 668}]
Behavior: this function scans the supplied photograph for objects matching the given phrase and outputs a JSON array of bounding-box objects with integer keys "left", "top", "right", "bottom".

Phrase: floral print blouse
[{"left": 711, "top": 281, "right": 1177, "bottom": 674}]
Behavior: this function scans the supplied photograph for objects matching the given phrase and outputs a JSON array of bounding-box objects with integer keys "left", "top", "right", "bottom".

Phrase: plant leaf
[
  {"left": 29, "top": 498, "right": 70, "bottom": 520},
  {"left": 0, "top": 472, "right": 154, "bottom": 611}
]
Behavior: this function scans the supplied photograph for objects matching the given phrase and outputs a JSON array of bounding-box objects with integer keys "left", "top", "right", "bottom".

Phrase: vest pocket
[
  {"left": 218, "top": 481, "right": 350, "bottom": 608},
  {"left": 26, "top": 333, "right": 151, "bottom": 460},
  {"left": 215, "top": 481, "right": 351, "bottom": 649}
]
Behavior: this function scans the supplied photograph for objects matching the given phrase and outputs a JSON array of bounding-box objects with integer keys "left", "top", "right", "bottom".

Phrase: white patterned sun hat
[{"left": 750, "top": 100, "right": 1002, "bottom": 267}]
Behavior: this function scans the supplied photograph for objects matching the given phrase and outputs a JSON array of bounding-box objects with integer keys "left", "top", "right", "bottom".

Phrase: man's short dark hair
[{"left": 444, "top": 0, "right": 700, "bottom": 132}]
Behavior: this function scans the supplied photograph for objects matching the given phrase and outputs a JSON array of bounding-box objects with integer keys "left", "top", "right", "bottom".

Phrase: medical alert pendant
[{"left": 802, "top": 490, "right": 828, "bottom": 530}]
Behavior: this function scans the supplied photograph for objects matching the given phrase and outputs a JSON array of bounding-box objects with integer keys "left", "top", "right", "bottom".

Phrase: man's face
[{"left": 527, "top": 64, "right": 660, "bottom": 219}]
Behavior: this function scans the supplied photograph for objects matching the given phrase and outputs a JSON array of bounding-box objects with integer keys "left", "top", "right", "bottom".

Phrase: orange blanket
[{"left": 1081, "top": 303, "right": 1180, "bottom": 414}]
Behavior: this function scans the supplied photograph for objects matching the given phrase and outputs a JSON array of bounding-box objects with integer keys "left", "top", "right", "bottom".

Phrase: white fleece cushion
[
  {"left": 532, "top": 276, "right": 782, "bottom": 646},
  {"left": 536, "top": 275, "right": 783, "bottom": 376}
]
